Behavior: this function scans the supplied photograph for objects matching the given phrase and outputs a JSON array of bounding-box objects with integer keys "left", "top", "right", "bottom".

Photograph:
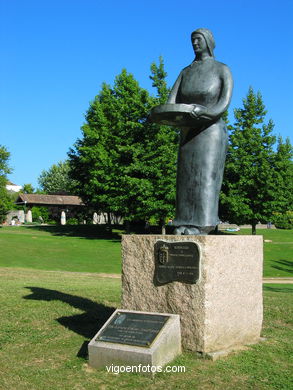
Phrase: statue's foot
[
  {"left": 183, "top": 227, "right": 200, "bottom": 235},
  {"left": 174, "top": 226, "right": 186, "bottom": 235},
  {"left": 174, "top": 225, "right": 215, "bottom": 235},
  {"left": 199, "top": 226, "right": 215, "bottom": 235}
]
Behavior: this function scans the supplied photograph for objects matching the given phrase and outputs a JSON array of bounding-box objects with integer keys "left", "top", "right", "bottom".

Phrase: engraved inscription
[
  {"left": 96, "top": 312, "right": 169, "bottom": 347},
  {"left": 154, "top": 240, "right": 200, "bottom": 285}
]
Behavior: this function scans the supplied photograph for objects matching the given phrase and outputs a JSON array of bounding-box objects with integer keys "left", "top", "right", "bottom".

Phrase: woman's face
[{"left": 191, "top": 33, "right": 207, "bottom": 55}]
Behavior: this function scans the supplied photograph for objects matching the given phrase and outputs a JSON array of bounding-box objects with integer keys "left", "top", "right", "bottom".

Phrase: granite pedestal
[{"left": 121, "top": 235, "right": 263, "bottom": 357}]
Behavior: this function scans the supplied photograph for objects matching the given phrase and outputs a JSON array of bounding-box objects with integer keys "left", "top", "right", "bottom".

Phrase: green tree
[
  {"left": 69, "top": 70, "right": 152, "bottom": 224},
  {"left": 69, "top": 62, "right": 178, "bottom": 230},
  {"left": 148, "top": 57, "right": 178, "bottom": 230},
  {"left": 38, "top": 160, "right": 77, "bottom": 194},
  {"left": 22, "top": 183, "right": 35, "bottom": 194},
  {"left": 149, "top": 56, "right": 170, "bottom": 103},
  {"left": 220, "top": 87, "right": 278, "bottom": 234},
  {"left": 0, "top": 145, "right": 13, "bottom": 223},
  {"left": 31, "top": 206, "right": 49, "bottom": 223},
  {"left": 272, "top": 136, "right": 293, "bottom": 211},
  {"left": 68, "top": 81, "right": 115, "bottom": 219}
]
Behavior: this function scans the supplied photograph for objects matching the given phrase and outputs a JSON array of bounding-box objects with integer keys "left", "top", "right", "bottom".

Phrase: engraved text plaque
[
  {"left": 154, "top": 240, "right": 200, "bottom": 284},
  {"left": 95, "top": 311, "right": 170, "bottom": 347}
]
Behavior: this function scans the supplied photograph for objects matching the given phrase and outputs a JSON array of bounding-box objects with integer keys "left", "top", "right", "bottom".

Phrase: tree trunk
[
  {"left": 251, "top": 222, "right": 257, "bottom": 235},
  {"left": 125, "top": 220, "right": 130, "bottom": 234},
  {"left": 106, "top": 212, "right": 112, "bottom": 234}
]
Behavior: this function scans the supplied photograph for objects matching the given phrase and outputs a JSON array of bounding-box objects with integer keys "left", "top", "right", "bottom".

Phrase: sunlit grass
[
  {"left": 0, "top": 268, "right": 292, "bottom": 390},
  {"left": 1, "top": 225, "right": 292, "bottom": 277}
]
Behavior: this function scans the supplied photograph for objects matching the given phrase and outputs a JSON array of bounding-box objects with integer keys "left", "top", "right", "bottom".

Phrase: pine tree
[
  {"left": 220, "top": 87, "right": 277, "bottom": 234},
  {"left": 148, "top": 57, "right": 178, "bottom": 231},
  {"left": 68, "top": 61, "right": 178, "bottom": 229},
  {"left": 69, "top": 69, "right": 156, "bottom": 223},
  {"left": 149, "top": 56, "right": 170, "bottom": 103},
  {"left": 272, "top": 136, "right": 293, "bottom": 211}
]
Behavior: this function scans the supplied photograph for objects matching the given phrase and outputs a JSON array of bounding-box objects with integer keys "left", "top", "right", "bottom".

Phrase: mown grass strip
[{"left": 0, "top": 226, "right": 292, "bottom": 276}]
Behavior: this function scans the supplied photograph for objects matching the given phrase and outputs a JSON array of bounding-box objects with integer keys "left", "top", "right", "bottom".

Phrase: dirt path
[
  {"left": 263, "top": 278, "right": 293, "bottom": 284},
  {"left": 52, "top": 271, "right": 293, "bottom": 283},
  {"left": 1, "top": 267, "right": 292, "bottom": 283}
]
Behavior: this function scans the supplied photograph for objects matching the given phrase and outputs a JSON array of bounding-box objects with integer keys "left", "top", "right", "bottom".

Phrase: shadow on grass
[
  {"left": 24, "top": 224, "right": 122, "bottom": 242},
  {"left": 263, "top": 285, "right": 293, "bottom": 293},
  {"left": 20, "top": 224, "right": 239, "bottom": 239},
  {"left": 23, "top": 287, "right": 115, "bottom": 358},
  {"left": 272, "top": 260, "right": 293, "bottom": 274}
]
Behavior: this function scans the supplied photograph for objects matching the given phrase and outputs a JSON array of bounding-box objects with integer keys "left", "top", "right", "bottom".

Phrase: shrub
[
  {"left": 67, "top": 218, "right": 79, "bottom": 225},
  {"left": 0, "top": 189, "right": 13, "bottom": 224},
  {"left": 31, "top": 206, "right": 49, "bottom": 223},
  {"left": 272, "top": 211, "right": 293, "bottom": 229}
]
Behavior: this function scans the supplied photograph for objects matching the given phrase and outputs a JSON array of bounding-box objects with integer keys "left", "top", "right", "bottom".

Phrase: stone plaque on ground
[
  {"left": 95, "top": 311, "right": 169, "bottom": 347},
  {"left": 88, "top": 309, "right": 181, "bottom": 371},
  {"left": 154, "top": 240, "right": 200, "bottom": 284}
]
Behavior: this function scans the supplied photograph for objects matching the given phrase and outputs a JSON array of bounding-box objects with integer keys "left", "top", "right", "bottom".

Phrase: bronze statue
[{"left": 150, "top": 28, "right": 233, "bottom": 235}]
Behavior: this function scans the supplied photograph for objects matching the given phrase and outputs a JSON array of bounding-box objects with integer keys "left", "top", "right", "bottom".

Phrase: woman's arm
[
  {"left": 191, "top": 64, "right": 233, "bottom": 120},
  {"left": 211, "top": 64, "right": 233, "bottom": 118}
]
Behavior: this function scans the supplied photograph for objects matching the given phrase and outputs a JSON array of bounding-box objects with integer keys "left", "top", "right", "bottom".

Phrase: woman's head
[{"left": 191, "top": 28, "right": 215, "bottom": 57}]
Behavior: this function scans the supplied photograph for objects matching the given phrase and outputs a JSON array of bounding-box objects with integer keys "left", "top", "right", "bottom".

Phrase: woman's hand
[{"left": 190, "top": 104, "right": 207, "bottom": 119}]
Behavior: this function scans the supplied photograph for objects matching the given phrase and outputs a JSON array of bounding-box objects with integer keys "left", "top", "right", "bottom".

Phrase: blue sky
[{"left": 1, "top": 0, "right": 292, "bottom": 188}]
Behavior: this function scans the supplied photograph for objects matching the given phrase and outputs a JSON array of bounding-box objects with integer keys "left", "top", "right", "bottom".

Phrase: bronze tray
[{"left": 149, "top": 103, "right": 211, "bottom": 127}]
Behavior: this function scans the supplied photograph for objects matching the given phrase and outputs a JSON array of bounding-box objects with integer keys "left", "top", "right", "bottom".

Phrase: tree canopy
[
  {"left": 22, "top": 183, "right": 35, "bottom": 194},
  {"left": 272, "top": 136, "right": 293, "bottom": 211},
  {"left": 68, "top": 64, "right": 292, "bottom": 233},
  {"left": 38, "top": 160, "right": 77, "bottom": 194},
  {"left": 0, "top": 145, "right": 13, "bottom": 223},
  {"left": 220, "top": 87, "right": 293, "bottom": 233},
  {"left": 68, "top": 59, "right": 178, "bottom": 227}
]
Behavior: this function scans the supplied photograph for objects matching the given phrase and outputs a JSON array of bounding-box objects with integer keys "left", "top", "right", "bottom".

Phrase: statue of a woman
[{"left": 150, "top": 28, "right": 233, "bottom": 235}]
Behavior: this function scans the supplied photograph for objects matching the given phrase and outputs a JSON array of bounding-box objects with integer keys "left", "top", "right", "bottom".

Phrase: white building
[{"left": 6, "top": 181, "right": 22, "bottom": 193}]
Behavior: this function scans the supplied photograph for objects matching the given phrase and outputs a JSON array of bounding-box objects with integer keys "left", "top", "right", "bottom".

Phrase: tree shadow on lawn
[
  {"left": 263, "top": 285, "right": 293, "bottom": 293},
  {"left": 271, "top": 259, "right": 293, "bottom": 274},
  {"left": 23, "top": 287, "right": 115, "bottom": 358},
  {"left": 25, "top": 225, "right": 121, "bottom": 242}
]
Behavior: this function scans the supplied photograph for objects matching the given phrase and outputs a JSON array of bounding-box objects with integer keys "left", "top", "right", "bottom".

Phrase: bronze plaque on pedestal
[{"left": 154, "top": 240, "right": 200, "bottom": 285}]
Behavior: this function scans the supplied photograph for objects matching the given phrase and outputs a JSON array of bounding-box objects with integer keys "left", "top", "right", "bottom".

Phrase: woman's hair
[{"left": 191, "top": 28, "right": 215, "bottom": 57}]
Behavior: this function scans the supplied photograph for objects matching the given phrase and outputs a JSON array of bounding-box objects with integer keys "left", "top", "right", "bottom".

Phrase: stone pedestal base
[{"left": 121, "top": 235, "right": 263, "bottom": 354}]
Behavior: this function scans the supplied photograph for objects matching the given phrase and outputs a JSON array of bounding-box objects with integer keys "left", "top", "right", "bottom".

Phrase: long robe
[
  {"left": 174, "top": 118, "right": 228, "bottom": 229},
  {"left": 167, "top": 58, "right": 232, "bottom": 230}
]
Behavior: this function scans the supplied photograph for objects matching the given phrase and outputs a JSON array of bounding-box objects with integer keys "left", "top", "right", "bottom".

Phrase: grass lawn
[
  {"left": 0, "top": 225, "right": 292, "bottom": 277},
  {"left": 0, "top": 268, "right": 292, "bottom": 390},
  {"left": 0, "top": 227, "right": 292, "bottom": 388},
  {"left": 233, "top": 229, "right": 293, "bottom": 277},
  {"left": 0, "top": 226, "right": 121, "bottom": 274}
]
